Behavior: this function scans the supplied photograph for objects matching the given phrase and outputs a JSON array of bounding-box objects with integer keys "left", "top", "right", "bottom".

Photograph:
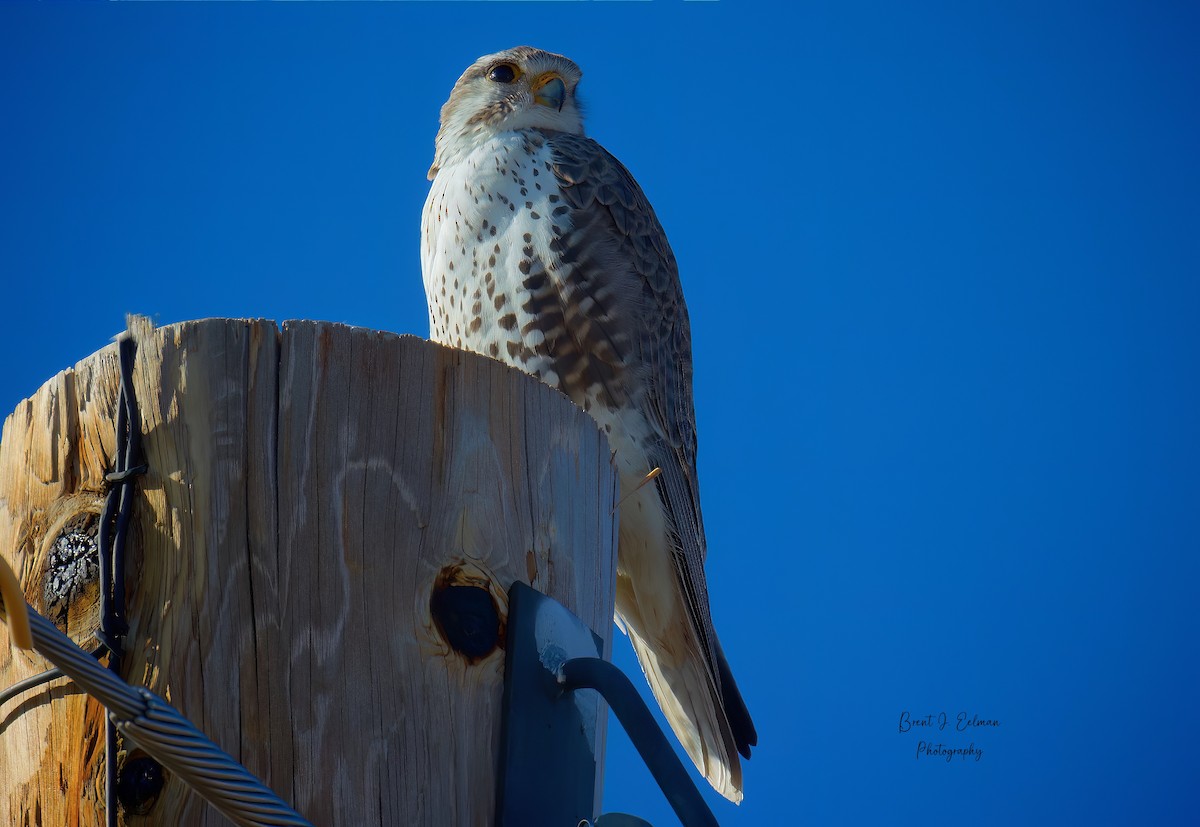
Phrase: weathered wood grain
[{"left": 0, "top": 318, "right": 617, "bottom": 826}]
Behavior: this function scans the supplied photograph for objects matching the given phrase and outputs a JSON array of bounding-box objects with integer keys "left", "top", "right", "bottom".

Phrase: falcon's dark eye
[{"left": 487, "top": 63, "right": 520, "bottom": 84}]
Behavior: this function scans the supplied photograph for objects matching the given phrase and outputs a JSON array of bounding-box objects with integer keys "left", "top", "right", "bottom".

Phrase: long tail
[{"left": 615, "top": 572, "right": 757, "bottom": 803}]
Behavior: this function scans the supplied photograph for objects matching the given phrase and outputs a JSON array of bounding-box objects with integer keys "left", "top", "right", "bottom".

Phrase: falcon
[{"left": 420, "top": 46, "right": 757, "bottom": 801}]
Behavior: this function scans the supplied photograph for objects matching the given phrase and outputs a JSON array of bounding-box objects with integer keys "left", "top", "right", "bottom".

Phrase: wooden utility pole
[{"left": 0, "top": 318, "right": 617, "bottom": 826}]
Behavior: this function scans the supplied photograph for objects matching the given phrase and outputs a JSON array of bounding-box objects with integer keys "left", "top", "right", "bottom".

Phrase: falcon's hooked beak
[{"left": 531, "top": 72, "right": 566, "bottom": 112}]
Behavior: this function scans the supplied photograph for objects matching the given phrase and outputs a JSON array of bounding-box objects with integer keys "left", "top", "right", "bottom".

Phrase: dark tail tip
[{"left": 715, "top": 638, "right": 758, "bottom": 759}]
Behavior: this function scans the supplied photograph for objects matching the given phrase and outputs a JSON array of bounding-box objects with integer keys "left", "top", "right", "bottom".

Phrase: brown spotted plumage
[{"left": 421, "top": 46, "right": 756, "bottom": 802}]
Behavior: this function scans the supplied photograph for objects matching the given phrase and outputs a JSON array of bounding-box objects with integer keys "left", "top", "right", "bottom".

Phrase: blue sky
[{"left": 3, "top": 2, "right": 1199, "bottom": 825}]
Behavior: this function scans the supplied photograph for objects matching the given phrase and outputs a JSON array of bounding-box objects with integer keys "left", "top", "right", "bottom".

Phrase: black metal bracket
[{"left": 496, "top": 582, "right": 718, "bottom": 827}]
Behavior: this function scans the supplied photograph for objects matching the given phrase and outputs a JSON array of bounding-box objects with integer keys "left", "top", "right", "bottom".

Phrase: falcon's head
[{"left": 428, "top": 46, "right": 584, "bottom": 179}]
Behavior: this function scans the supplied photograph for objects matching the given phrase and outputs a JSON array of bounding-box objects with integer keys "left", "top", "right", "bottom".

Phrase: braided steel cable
[{"left": 1, "top": 594, "right": 312, "bottom": 826}]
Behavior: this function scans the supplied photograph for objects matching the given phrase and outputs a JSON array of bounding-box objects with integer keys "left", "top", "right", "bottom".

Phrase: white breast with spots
[
  {"left": 421, "top": 132, "right": 569, "bottom": 383},
  {"left": 422, "top": 130, "right": 667, "bottom": 516},
  {"left": 422, "top": 131, "right": 680, "bottom": 633}
]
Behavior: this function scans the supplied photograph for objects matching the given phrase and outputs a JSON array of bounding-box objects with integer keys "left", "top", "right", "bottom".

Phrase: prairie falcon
[{"left": 420, "top": 46, "right": 756, "bottom": 801}]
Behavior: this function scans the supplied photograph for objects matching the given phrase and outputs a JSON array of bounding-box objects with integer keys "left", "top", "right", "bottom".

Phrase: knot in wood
[
  {"left": 116, "top": 752, "right": 166, "bottom": 816},
  {"left": 430, "top": 564, "right": 504, "bottom": 664},
  {"left": 43, "top": 511, "right": 100, "bottom": 615}
]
